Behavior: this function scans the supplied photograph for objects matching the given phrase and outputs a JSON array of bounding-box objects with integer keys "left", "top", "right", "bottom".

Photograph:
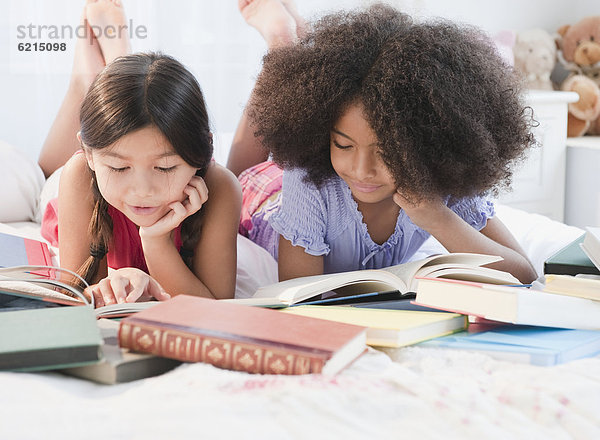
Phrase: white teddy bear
[{"left": 513, "top": 28, "right": 557, "bottom": 90}]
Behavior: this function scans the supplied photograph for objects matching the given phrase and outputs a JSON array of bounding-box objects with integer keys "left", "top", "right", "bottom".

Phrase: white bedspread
[{"left": 2, "top": 347, "right": 599, "bottom": 439}]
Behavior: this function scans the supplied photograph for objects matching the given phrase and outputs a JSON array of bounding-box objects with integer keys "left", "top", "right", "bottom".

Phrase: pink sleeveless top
[{"left": 42, "top": 199, "right": 182, "bottom": 273}]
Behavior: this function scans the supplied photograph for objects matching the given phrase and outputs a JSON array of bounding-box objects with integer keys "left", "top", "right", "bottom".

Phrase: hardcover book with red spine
[{"left": 118, "top": 295, "right": 367, "bottom": 375}]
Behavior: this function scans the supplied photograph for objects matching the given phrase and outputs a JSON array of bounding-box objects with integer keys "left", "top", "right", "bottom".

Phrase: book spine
[
  {"left": 118, "top": 322, "right": 326, "bottom": 375},
  {"left": 23, "top": 238, "right": 53, "bottom": 266}
]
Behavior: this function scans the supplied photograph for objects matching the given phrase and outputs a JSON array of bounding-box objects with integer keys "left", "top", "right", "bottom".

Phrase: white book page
[
  {"left": 384, "top": 253, "right": 502, "bottom": 286},
  {"left": 0, "top": 278, "right": 84, "bottom": 306},
  {"left": 253, "top": 270, "right": 408, "bottom": 304}
]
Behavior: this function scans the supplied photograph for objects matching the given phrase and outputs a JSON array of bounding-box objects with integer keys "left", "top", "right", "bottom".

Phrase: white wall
[{"left": 1, "top": 0, "right": 599, "bottom": 163}]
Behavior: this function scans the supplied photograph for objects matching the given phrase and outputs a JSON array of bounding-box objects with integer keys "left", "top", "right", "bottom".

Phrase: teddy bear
[
  {"left": 513, "top": 28, "right": 556, "bottom": 91},
  {"left": 555, "top": 16, "right": 600, "bottom": 137}
]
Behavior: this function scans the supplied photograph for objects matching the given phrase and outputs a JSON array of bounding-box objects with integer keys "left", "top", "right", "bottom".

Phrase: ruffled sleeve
[
  {"left": 268, "top": 168, "right": 330, "bottom": 256},
  {"left": 448, "top": 196, "right": 495, "bottom": 231}
]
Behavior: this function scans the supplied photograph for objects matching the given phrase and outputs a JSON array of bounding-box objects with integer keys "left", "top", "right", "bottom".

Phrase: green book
[
  {"left": 544, "top": 234, "right": 600, "bottom": 276},
  {"left": 0, "top": 306, "right": 102, "bottom": 371}
]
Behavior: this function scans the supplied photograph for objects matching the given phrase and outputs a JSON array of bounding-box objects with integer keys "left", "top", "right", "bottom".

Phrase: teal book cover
[
  {"left": 0, "top": 305, "right": 102, "bottom": 371},
  {"left": 544, "top": 234, "right": 600, "bottom": 276},
  {"left": 419, "top": 324, "right": 600, "bottom": 366}
]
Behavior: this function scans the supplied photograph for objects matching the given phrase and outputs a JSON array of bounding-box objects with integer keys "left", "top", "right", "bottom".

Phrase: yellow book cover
[
  {"left": 281, "top": 305, "right": 467, "bottom": 348},
  {"left": 544, "top": 274, "right": 600, "bottom": 301}
]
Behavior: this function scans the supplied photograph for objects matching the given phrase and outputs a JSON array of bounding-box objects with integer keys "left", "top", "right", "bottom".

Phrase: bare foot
[
  {"left": 70, "top": 0, "right": 106, "bottom": 95},
  {"left": 280, "top": 0, "right": 307, "bottom": 39},
  {"left": 86, "top": 0, "right": 131, "bottom": 64},
  {"left": 238, "top": 0, "right": 297, "bottom": 48}
]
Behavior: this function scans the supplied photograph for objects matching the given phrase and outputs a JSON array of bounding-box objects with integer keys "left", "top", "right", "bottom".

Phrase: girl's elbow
[{"left": 516, "top": 262, "right": 538, "bottom": 285}]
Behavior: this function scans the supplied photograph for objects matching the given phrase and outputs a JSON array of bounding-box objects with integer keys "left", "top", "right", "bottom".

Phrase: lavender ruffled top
[{"left": 250, "top": 168, "right": 495, "bottom": 274}]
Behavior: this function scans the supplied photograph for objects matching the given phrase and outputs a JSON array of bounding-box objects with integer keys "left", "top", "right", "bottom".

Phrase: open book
[
  {"left": 227, "top": 253, "right": 519, "bottom": 308},
  {"left": 0, "top": 265, "right": 158, "bottom": 318}
]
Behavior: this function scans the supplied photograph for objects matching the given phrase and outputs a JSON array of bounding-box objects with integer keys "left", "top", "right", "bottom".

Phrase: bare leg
[
  {"left": 280, "top": 0, "right": 307, "bottom": 39},
  {"left": 237, "top": 0, "right": 297, "bottom": 47},
  {"left": 227, "top": 0, "right": 301, "bottom": 176},
  {"left": 86, "top": 0, "right": 131, "bottom": 64},
  {"left": 38, "top": 1, "right": 104, "bottom": 177},
  {"left": 38, "top": 0, "right": 131, "bottom": 178}
]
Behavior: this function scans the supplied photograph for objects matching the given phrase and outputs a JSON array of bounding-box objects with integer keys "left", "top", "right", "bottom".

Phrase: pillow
[
  {"left": 495, "top": 204, "right": 584, "bottom": 277},
  {"left": 36, "top": 166, "right": 62, "bottom": 225},
  {"left": 235, "top": 234, "right": 278, "bottom": 298},
  {"left": 0, "top": 141, "right": 45, "bottom": 223}
]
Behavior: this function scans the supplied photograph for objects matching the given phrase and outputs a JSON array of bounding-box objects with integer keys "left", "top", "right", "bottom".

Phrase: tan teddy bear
[
  {"left": 556, "top": 16, "right": 600, "bottom": 137},
  {"left": 513, "top": 28, "right": 556, "bottom": 90}
]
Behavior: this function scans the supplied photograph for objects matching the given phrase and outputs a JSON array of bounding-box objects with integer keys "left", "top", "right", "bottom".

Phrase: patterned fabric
[
  {"left": 238, "top": 161, "right": 283, "bottom": 237},
  {"left": 240, "top": 162, "right": 496, "bottom": 274}
]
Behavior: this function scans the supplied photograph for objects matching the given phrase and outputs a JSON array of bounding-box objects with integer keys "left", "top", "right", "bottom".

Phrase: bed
[{"left": 1, "top": 140, "right": 598, "bottom": 440}]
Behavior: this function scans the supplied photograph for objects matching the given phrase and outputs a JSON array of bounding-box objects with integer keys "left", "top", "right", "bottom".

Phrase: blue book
[{"left": 419, "top": 324, "right": 600, "bottom": 366}]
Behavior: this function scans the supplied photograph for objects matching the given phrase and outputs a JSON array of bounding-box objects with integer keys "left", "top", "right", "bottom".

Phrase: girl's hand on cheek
[
  {"left": 84, "top": 268, "right": 171, "bottom": 307},
  {"left": 393, "top": 189, "right": 449, "bottom": 229},
  {"left": 139, "top": 175, "right": 208, "bottom": 240}
]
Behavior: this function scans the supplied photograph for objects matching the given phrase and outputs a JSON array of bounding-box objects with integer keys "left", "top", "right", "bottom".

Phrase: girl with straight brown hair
[{"left": 41, "top": 1, "right": 241, "bottom": 306}]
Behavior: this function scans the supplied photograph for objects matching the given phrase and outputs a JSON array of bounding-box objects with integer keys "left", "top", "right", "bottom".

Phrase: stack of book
[
  {"left": 5, "top": 229, "right": 600, "bottom": 375},
  {"left": 112, "top": 244, "right": 600, "bottom": 371},
  {"left": 111, "top": 252, "right": 520, "bottom": 374},
  {"left": 412, "top": 227, "right": 600, "bottom": 365},
  {"left": 0, "top": 232, "right": 171, "bottom": 378},
  {"left": 0, "top": 233, "right": 102, "bottom": 372}
]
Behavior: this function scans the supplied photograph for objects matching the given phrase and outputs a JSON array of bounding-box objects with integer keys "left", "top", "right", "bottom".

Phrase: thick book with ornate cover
[{"left": 118, "top": 295, "right": 367, "bottom": 375}]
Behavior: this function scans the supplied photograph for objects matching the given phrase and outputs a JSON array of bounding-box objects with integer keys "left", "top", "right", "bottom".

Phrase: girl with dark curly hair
[
  {"left": 40, "top": 1, "right": 241, "bottom": 305},
  {"left": 230, "top": 0, "right": 537, "bottom": 284}
]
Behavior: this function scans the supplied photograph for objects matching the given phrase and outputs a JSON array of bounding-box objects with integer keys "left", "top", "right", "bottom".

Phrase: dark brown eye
[{"left": 591, "top": 36, "right": 595, "bottom": 42}]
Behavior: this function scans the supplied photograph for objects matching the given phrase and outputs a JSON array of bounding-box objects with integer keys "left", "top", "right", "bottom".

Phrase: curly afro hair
[{"left": 246, "top": 3, "right": 536, "bottom": 201}]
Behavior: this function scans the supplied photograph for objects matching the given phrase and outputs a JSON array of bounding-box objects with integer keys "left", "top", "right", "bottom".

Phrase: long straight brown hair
[{"left": 77, "top": 52, "right": 213, "bottom": 285}]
